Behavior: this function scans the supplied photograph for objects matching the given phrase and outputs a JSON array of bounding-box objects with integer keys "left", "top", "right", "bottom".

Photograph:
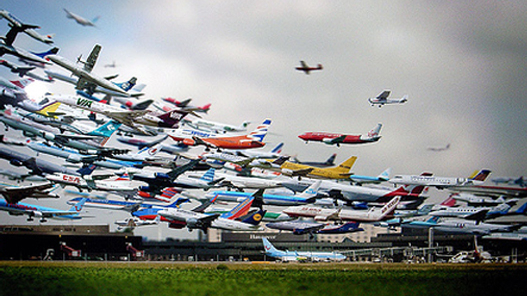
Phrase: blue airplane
[
  {"left": 262, "top": 237, "right": 346, "bottom": 262},
  {"left": 0, "top": 197, "right": 87, "bottom": 222}
]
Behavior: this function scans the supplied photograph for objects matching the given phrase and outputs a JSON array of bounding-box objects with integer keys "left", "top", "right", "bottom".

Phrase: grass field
[{"left": 1, "top": 261, "right": 526, "bottom": 296}]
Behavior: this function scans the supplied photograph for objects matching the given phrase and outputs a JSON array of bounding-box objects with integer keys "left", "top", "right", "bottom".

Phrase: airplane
[
  {"left": 44, "top": 69, "right": 145, "bottom": 98},
  {"left": 491, "top": 176, "right": 526, "bottom": 187},
  {"left": 67, "top": 196, "right": 188, "bottom": 213},
  {"left": 0, "top": 182, "right": 59, "bottom": 204},
  {"left": 368, "top": 90, "right": 408, "bottom": 107},
  {"left": 168, "top": 168, "right": 225, "bottom": 190},
  {"left": 403, "top": 217, "right": 521, "bottom": 235},
  {"left": 0, "top": 168, "right": 47, "bottom": 182},
  {"left": 262, "top": 237, "right": 346, "bottom": 262},
  {"left": 0, "top": 25, "right": 54, "bottom": 65},
  {"left": 283, "top": 196, "right": 401, "bottom": 222},
  {"left": 158, "top": 195, "right": 266, "bottom": 232},
  {"left": 0, "top": 10, "right": 54, "bottom": 44},
  {"left": 292, "top": 153, "right": 336, "bottom": 167},
  {"left": 17, "top": 47, "right": 59, "bottom": 68},
  {"left": 130, "top": 159, "right": 201, "bottom": 195},
  {"left": 427, "top": 143, "right": 451, "bottom": 152},
  {"left": 45, "top": 173, "right": 141, "bottom": 197},
  {"left": 212, "top": 171, "right": 283, "bottom": 190},
  {"left": 450, "top": 193, "right": 511, "bottom": 207},
  {"left": 298, "top": 123, "right": 382, "bottom": 146},
  {"left": 0, "top": 60, "right": 53, "bottom": 82},
  {"left": 181, "top": 117, "right": 250, "bottom": 134},
  {"left": 105, "top": 61, "right": 117, "bottom": 68},
  {"left": 278, "top": 156, "right": 357, "bottom": 180},
  {"left": 349, "top": 167, "right": 392, "bottom": 185},
  {"left": 63, "top": 8, "right": 100, "bottom": 27},
  {"left": 0, "top": 86, "right": 62, "bottom": 114},
  {"left": 427, "top": 203, "right": 513, "bottom": 221},
  {"left": 205, "top": 180, "right": 322, "bottom": 206},
  {"left": 266, "top": 220, "right": 363, "bottom": 236},
  {"left": 161, "top": 98, "right": 211, "bottom": 114},
  {"left": 49, "top": 94, "right": 188, "bottom": 134},
  {"left": 280, "top": 178, "right": 428, "bottom": 203},
  {"left": 0, "top": 144, "right": 97, "bottom": 177},
  {"left": 168, "top": 118, "right": 271, "bottom": 150},
  {"left": 45, "top": 44, "right": 129, "bottom": 95},
  {"left": 295, "top": 61, "right": 323, "bottom": 75},
  {"left": 225, "top": 142, "right": 284, "bottom": 159},
  {"left": 115, "top": 215, "right": 160, "bottom": 231},
  {"left": 116, "top": 135, "right": 190, "bottom": 155},
  {"left": 0, "top": 197, "right": 87, "bottom": 222},
  {"left": 389, "top": 169, "right": 492, "bottom": 189}
]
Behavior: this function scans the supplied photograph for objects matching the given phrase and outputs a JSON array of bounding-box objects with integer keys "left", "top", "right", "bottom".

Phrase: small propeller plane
[
  {"left": 368, "top": 90, "right": 408, "bottom": 107},
  {"left": 295, "top": 61, "right": 323, "bottom": 74}
]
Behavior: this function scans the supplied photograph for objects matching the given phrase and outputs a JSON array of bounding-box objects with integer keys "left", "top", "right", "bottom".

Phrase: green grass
[{"left": 0, "top": 262, "right": 526, "bottom": 296}]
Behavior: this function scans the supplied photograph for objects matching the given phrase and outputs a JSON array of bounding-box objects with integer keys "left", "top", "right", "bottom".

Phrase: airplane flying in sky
[
  {"left": 0, "top": 183, "right": 59, "bottom": 204},
  {"left": 161, "top": 98, "right": 211, "bottom": 114},
  {"left": 349, "top": 167, "right": 392, "bottom": 185},
  {"left": 427, "top": 143, "right": 451, "bottom": 152},
  {"left": 115, "top": 215, "right": 160, "bottom": 231},
  {"left": 0, "top": 197, "right": 87, "bottom": 222},
  {"left": 45, "top": 44, "right": 128, "bottom": 95},
  {"left": 389, "top": 169, "right": 491, "bottom": 189},
  {"left": 278, "top": 156, "right": 357, "bottom": 180},
  {"left": 368, "top": 90, "right": 408, "bottom": 107},
  {"left": 292, "top": 153, "right": 336, "bottom": 168},
  {"left": 266, "top": 220, "right": 363, "bottom": 237},
  {"left": 0, "top": 9, "right": 54, "bottom": 44},
  {"left": 63, "top": 8, "right": 100, "bottom": 27},
  {"left": 0, "top": 25, "right": 54, "bottom": 65},
  {"left": 262, "top": 237, "right": 346, "bottom": 262},
  {"left": 298, "top": 123, "right": 382, "bottom": 146},
  {"left": 169, "top": 118, "right": 271, "bottom": 150},
  {"left": 0, "top": 60, "right": 53, "bottom": 82},
  {"left": 181, "top": 117, "right": 250, "bottom": 134},
  {"left": 295, "top": 61, "right": 323, "bottom": 75}
]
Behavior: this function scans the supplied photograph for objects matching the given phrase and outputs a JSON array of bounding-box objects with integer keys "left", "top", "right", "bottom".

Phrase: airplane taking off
[
  {"left": 0, "top": 10, "right": 54, "bottom": 44},
  {"left": 389, "top": 169, "right": 491, "bottom": 189},
  {"left": 63, "top": 8, "right": 100, "bottom": 27},
  {"left": 0, "top": 60, "right": 52, "bottom": 82},
  {"left": 368, "top": 90, "right": 408, "bottom": 107},
  {"left": 266, "top": 220, "right": 363, "bottom": 236},
  {"left": 262, "top": 238, "right": 346, "bottom": 262},
  {"left": 428, "top": 143, "right": 451, "bottom": 152},
  {"left": 298, "top": 123, "right": 382, "bottom": 146},
  {"left": 0, "top": 25, "right": 54, "bottom": 65},
  {"left": 169, "top": 118, "right": 271, "bottom": 150},
  {"left": 46, "top": 44, "right": 128, "bottom": 95},
  {"left": 0, "top": 197, "right": 87, "bottom": 222},
  {"left": 295, "top": 61, "right": 323, "bottom": 75},
  {"left": 0, "top": 183, "right": 59, "bottom": 204},
  {"left": 279, "top": 156, "right": 357, "bottom": 180}
]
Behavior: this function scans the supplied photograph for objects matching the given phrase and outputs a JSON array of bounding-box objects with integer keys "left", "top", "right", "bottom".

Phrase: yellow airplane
[{"left": 280, "top": 156, "right": 357, "bottom": 180}]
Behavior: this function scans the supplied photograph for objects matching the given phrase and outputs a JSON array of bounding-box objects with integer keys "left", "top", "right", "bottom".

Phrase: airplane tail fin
[
  {"left": 68, "top": 197, "right": 87, "bottom": 213},
  {"left": 378, "top": 168, "right": 392, "bottom": 181},
  {"left": 9, "top": 78, "right": 34, "bottom": 89},
  {"left": 154, "top": 187, "right": 183, "bottom": 203},
  {"left": 378, "top": 196, "right": 401, "bottom": 219},
  {"left": 440, "top": 196, "right": 457, "bottom": 207},
  {"left": 240, "top": 208, "right": 266, "bottom": 226},
  {"left": 167, "top": 197, "right": 190, "bottom": 208},
  {"left": 131, "top": 99, "right": 153, "bottom": 111},
  {"left": 34, "top": 101, "right": 61, "bottom": 118},
  {"left": 115, "top": 77, "right": 137, "bottom": 91},
  {"left": 297, "top": 180, "right": 322, "bottom": 198},
  {"left": 367, "top": 123, "right": 382, "bottom": 139},
  {"left": 270, "top": 142, "right": 284, "bottom": 154},
  {"left": 401, "top": 95, "right": 409, "bottom": 102},
  {"left": 220, "top": 196, "right": 254, "bottom": 220},
  {"left": 262, "top": 237, "right": 279, "bottom": 253},
  {"left": 92, "top": 16, "right": 101, "bottom": 24},
  {"left": 248, "top": 118, "right": 272, "bottom": 142},
  {"left": 325, "top": 153, "right": 337, "bottom": 166},
  {"left": 334, "top": 156, "right": 357, "bottom": 174},
  {"left": 200, "top": 168, "right": 216, "bottom": 183},
  {"left": 76, "top": 164, "right": 97, "bottom": 176},
  {"left": 87, "top": 120, "right": 121, "bottom": 137},
  {"left": 469, "top": 169, "right": 492, "bottom": 183},
  {"left": 157, "top": 109, "right": 188, "bottom": 127}
]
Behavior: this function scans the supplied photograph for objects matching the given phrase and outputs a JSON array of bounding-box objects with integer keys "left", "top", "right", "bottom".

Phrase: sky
[{"left": 1, "top": 1, "right": 527, "bottom": 240}]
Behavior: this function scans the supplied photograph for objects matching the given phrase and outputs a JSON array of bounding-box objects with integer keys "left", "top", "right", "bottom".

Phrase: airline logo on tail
[{"left": 248, "top": 118, "right": 271, "bottom": 142}]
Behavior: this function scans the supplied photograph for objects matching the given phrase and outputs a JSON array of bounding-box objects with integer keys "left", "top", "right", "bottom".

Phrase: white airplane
[
  {"left": 283, "top": 196, "right": 401, "bottom": 222},
  {"left": 181, "top": 118, "right": 251, "bottom": 134},
  {"left": 389, "top": 169, "right": 491, "bottom": 189},
  {"left": 45, "top": 173, "right": 141, "bottom": 195},
  {"left": 368, "top": 90, "right": 408, "bottom": 107},
  {"left": 45, "top": 44, "right": 128, "bottom": 95},
  {"left": 49, "top": 94, "right": 187, "bottom": 134},
  {"left": 63, "top": 8, "right": 100, "bottom": 27},
  {"left": 115, "top": 215, "right": 160, "bottom": 231},
  {"left": 262, "top": 238, "right": 346, "bottom": 262},
  {"left": 450, "top": 193, "right": 511, "bottom": 207},
  {"left": 0, "top": 10, "right": 54, "bottom": 44},
  {"left": 428, "top": 203, "right": 511, "bottom": 220},
  {"left": 213, "top": 171, "right": 283, "bottom": 190},
  {"left": 0, "top": 59, "right": 53, "bottom": 82},
  {"left": 0, "top": 183, "right": 59, "bottom": 204},
  {"left": 0, "top": 25, "right": 53, "bottom": 65}
]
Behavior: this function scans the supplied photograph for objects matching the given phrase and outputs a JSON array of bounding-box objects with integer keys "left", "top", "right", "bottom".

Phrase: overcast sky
[{"left": 1, "top": 1, "right": 527, "bottom": 240}]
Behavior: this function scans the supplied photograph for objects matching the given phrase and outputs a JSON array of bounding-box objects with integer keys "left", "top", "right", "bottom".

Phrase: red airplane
[
  {"left": 295, "top": 61, "right": 323, "bottom": 74},
  {"left": 169, "top": 118, "right": 271, "bottom": 150},
  {"left": 298, "top": 123, "right": 382, "bottom": 147},
  {"left": 162, "top": 97, "right": 211, "bottom": 114}
]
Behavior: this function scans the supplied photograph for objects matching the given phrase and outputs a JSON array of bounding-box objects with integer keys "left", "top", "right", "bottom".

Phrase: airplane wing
[
  {"left": 300, "top": 61, "right": 308, "bottom": 68},
  {"left": 0, "top": 183, "right": 55, "bottom": 204},
  {"left": 327, "top": 135, "right": 347, "bottom": 145},
  {"left": 282, "top": 168, "right": 314, "bottom": 177},
  {"left": 377, "top": 90, "right": 390, "bottom": 100}
]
